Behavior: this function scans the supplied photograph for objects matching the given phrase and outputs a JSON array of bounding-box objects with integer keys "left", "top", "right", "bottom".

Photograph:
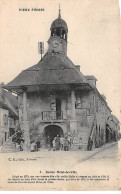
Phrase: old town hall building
[{"left": 3, "top": 9, "right": 120, "bottom": 151}]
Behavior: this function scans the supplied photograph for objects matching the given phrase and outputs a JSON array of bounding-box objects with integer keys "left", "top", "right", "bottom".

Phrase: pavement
[
  {"left": 0, "top": 141, "right": 120, "bottom": 191},
  {"left": 0, "top": 141, "right": 118, "bottom": 166}
]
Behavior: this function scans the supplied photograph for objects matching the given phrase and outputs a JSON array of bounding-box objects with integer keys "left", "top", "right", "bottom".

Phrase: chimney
[
  {"left": 101, "top": 94, "right": 106, "bottom": 101},
  {"left": 85, "top": 76, "right": 97, "bottom": 87}
]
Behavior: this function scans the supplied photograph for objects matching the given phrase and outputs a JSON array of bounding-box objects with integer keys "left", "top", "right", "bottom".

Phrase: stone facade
[{"left": 17, "top": 87, "right": 112, "bottom": 148}]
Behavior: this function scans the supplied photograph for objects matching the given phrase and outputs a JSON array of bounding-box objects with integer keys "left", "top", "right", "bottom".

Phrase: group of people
[
  {"left": 12, "top": 123, "right": 95, "bottom": 152},
  {"left": 47, "top": 135, "right": 72, "bottom": 151},
  {"left": 30, "top": 135, "right": 94, "bottom": 152},
  {"left": 13, "top": 129, "right": 93, "bottom": 152}
]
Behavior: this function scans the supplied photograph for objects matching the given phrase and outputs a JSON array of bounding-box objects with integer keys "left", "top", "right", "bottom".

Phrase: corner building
[
  {"left": 4, "top": 10, "right": 117, "bottom": 150},
  {"left": 0, "top": 83, "right": 18, "bottom": 147}
]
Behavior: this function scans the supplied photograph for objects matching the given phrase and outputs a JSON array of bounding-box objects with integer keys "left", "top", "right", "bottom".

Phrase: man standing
[
  {"left": 47, "top": 136, "right": 51, "bottom": 151},
  {"left": 87, "top": 137, "right": 93, "bottom": 151},
  {"left": 60, "top": 135, "right": 65, "bottom": 150},
  {"left": 64, "top": 137, "right": 69, "bottom": 151},
  {"left": 55, "top": 135, "right": 60, "bottom": 150}
]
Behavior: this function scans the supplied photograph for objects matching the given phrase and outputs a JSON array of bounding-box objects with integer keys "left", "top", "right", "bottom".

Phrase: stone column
[
  {"left": 22, "top": 90, "right": 30, "bottom": 151},
  {"left": 23, "top": 91, "right": 27, "bottom": 120},
  {"left": 93, "top": 94, "right": 97, "bottom": 138},
  {"left": 70, "top": 90, "right": 77, "bottom": 134},
  {"left": 62, "top": 98, "right": 68, "bottom": 120},
  {"left": 71, "top": 90, "right": 75, "bottom": 119}
]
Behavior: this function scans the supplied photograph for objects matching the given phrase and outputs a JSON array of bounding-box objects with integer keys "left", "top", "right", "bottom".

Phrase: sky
[
  {"left": 0, "top": 0, "right": 121, "bottom": 122},
  {"left": 119, "top": 0, "right": 121, "bottom": 16}
]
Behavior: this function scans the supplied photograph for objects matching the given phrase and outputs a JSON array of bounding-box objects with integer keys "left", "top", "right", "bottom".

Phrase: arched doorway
[{"left": 44, "top": 125, "right": 63, "bottom": 147}]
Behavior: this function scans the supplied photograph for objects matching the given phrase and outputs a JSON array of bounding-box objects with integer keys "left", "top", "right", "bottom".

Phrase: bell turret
[
  {"left": 50, "top": 6, "right": 68, "bottom": 42},
  {"left": 48, "top": 6, "right": 68, "bottom": 55}
]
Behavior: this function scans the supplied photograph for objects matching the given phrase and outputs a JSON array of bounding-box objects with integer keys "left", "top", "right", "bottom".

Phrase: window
[{"left": 75, "top": 97, "right": 82, "bottom": 109}]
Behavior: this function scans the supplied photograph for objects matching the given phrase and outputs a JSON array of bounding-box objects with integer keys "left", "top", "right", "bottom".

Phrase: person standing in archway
[
  {"left": 64, "top": 137, "right": 69, "bottom": 151},
  {"left": 55, "top": 135, "right": 60, "bottom": 150},
  {"left": 60, "top": 135, "right": 65, "bottom": 150},
  {"left": 47, "top": 136, "right": 51, "bottom": 151}
]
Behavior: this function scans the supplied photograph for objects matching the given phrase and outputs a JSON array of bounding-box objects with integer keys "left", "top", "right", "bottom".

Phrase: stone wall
[
  {"left": 0, "top": 108, "right": 9, "bottom": 146},
  {"left": 18, "top": 90, "right": 111, "bottom": 147},
  {"left": 75, "top": 91, "right": 94, "bottom": 128},
  {"left": 94, "top": 94, "right": 111, "bottom": 145}
]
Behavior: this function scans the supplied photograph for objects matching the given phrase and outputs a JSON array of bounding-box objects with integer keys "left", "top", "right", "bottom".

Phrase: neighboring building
[
  {"left": 0, "top": 82, "right": 19, "bottom": 146},
  {"left": 106, "top": 114, "right": 120, "bottom": 143},
  {"left": 3, "top": 9, "right": 120, "bottom": 150}
]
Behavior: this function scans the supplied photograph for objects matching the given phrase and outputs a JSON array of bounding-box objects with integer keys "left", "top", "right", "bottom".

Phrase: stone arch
[
  {"left": 43, "top": 124, "right": 64, "bottom": 147},
  {"left": 44, "top": 125, "right": 63, "bottom": 137},
  {"left": 39, "top": 123, "right": 67, "bottom": 135}
]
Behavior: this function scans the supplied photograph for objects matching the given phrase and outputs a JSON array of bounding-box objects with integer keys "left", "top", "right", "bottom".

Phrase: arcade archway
[{"left": 44, "top": 125, "right": 63, "bottom": 147}]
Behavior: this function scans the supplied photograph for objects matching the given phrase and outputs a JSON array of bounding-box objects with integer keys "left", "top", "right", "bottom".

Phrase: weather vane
[{"left": 58, "top": 3, "right": 61, "bottom": 18}]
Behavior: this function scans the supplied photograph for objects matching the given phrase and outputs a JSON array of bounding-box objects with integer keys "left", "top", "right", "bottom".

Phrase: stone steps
[
  {"left": 0, "top": 139, "right": 16, "bottom": 153},
  {"left": 74, "top": 126, "right": 91, "bottom": 150}
]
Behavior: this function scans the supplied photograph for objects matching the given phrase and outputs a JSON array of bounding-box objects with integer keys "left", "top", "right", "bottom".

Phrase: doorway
[
  {"left": 5, "top": 132, "right": 7, "bottom": 142},
  {"left": 106, "top": 124, "right": 110, "bottom": 143},
  {"left": 44, "top": 125, "right": 63, "bottom": 147}
]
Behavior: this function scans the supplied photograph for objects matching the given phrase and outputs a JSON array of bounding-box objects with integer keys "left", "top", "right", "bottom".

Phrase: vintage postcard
[{"left": 0, "top": 0, "right": 121, "bottom": 191}]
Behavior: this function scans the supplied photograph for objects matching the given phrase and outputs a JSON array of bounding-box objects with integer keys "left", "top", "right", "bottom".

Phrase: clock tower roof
[{"left": 50, "top": 6, "right": 68, "bottom": 31}]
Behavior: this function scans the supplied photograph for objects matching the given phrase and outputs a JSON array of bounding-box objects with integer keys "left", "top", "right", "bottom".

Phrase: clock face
[{"left": 50, "top": 38, "right": 59, "bottom": 48}]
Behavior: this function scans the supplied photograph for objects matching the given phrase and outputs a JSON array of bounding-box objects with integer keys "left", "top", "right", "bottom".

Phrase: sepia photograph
[{"left": 0, "top": 0, "right": 121, "bottom": 191}]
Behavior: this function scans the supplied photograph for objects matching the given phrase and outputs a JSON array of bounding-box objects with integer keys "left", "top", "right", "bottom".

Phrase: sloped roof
[
  {"left": 0, "top": 88, "right": 18, "bottom": 117},
  {"left": 85, "top": 75, "right": 97, "bottom": 81},
  {"left": 4, "top": 52, "right": 90, "bottom": 90},
  {"left": 50, "top": 9, "right": 68, "bottom": 31},
  {"left": 50, "top": 18, "right": 68, "bottom": 31}
]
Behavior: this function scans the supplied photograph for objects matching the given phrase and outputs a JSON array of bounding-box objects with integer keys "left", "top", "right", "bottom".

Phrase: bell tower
[{"left": 48, "top": 6, "right": 68, "bottom": 56}]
